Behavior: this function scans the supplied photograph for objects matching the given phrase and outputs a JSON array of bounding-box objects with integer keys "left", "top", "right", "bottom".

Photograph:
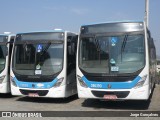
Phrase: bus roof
[
  {"left": 81, "top": 20, "right": 144, "bottom": 26},
  {"left": 16, "top": 30, "right": 69, "bottom": 35},
  {"left": 0, "top": 34, "right": 15, "bottom": 36}
]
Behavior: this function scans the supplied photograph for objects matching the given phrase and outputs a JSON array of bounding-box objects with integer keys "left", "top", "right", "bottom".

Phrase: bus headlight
[
  {"left": 53, "top": 78, "right": 64, "bottom": 88},
  {"left": 0, "top": 76, "right": 5, "bottom": 84},
  {"left": 134, "top": 75, "right": 147, "bottom": 89},
  {"left": 10, "top": 76, "right": 17, "bottom": 87},
  {"left": 77, "top": 75, "right": 88, "bottom": 88}
]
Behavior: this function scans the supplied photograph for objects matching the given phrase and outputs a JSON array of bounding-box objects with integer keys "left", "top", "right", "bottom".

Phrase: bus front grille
[
  {"left": 20, "top": 89, "right": 49, "bottom": 96},
  {"left": 91, "top": 91, "right": 130, "bottom": 98}
]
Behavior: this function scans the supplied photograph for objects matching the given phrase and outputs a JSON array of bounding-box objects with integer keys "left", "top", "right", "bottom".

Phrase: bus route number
[{"left": 91, "top": 84, "right": 102, "bottom": 88}]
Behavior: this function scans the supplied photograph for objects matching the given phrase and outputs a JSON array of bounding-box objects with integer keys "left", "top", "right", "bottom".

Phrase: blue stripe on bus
[
  {"left": 13, "top": 77, "right": 58, "bottom": 89},
  {"left": 82, "top": 76, "right": 141, "bottom": 89}
]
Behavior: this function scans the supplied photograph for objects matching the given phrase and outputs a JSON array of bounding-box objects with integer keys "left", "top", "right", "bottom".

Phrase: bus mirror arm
[{"left": 6, "top": 41, "right": 14, "bottom": 45}]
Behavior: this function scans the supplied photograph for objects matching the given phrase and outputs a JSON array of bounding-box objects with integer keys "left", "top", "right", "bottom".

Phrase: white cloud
[
  {"left": 108, "top": 12, "right": 129, "bottom": 21},
  {"left": 43, "top": 6, "right": 89, "bottom": 15},
  {"left": 43, "top": 6, "right": 67, "bottom": 11},
  {"left": 70, "top": 8, "right": 90, "bottom": 15}
]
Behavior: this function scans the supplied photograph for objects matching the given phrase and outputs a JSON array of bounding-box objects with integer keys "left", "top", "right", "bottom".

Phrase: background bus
[
  {"left": 10, "top": 30, "right": 78, "bottom": 98},
  {"left": 76, "top": 21, "right": 156, "bottom": 100},
  {"left": 0, "top": 33, "right": 15, "bottom": 93}
]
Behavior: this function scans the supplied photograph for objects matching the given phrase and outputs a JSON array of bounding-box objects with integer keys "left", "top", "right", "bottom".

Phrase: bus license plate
[
  {"left": 103, "top": 95, "right": 117, "bottom": 100},
  {"left": 28, "top": 93, "right": 39, "bottom": 97}
]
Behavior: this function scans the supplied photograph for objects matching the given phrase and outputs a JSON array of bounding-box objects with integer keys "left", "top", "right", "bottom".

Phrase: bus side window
[
  {"left": 72, "top": 35, "right": 78, "bottom": 54},
  {"left": 67, "top": 36, "right": 72, "bottom": 55},
  {"left": 67, "top": 35, "right": 77, "bottom": 55},
  {"left": 67, "top": 35, "right": 77, "bottom": 75},
  {"left": 9, "top": 37, "right": 15, "bottom": 56},
  {"left": 150, "top": 38, "right": 156, "bottom": 59},
  {"left": 8, "top": 36, "right": 15, "bottom": 74}
]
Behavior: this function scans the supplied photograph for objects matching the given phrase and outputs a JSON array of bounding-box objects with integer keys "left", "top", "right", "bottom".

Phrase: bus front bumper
[
  {"left": 11, "top": 85, "right": 68, "bottom": 98},
  {"left": 77, "top": 84, "right": 150, "bottom": 100}
]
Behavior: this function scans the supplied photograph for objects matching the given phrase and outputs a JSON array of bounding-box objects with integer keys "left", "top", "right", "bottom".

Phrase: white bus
[
  {"left": 77, "top": 21, "right": 156, "bottom": 100},
  {"left": 10, "top": 30, "right": 78, "bottom": 98},
  {"left": 0, "top": 33, "right": 15, "bottom": 93}
]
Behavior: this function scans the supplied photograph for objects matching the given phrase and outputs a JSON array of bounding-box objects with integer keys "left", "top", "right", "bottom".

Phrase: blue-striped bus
[
  {"left": 10, "top": 30, "right": 78, "bottom": 98},
  {"left": 76, "top": 21, "right": 156, "bottom": 100}
]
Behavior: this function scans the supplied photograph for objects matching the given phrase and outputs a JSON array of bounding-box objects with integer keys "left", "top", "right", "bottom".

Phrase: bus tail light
[
  {"left": 10, "top": 76, "right": 17, "bottom": 87},
  {"left": 77, "top": 75, "right": 88, "bottom": 88},
  {"left": 0, "top": 76, "right": 5, "bottom": 84},
  {"left": 53, "top": 78, "right": 64, "bottom": 88},
  {"left": 134, "top": 75, "right": 147, "bottom": 89}
]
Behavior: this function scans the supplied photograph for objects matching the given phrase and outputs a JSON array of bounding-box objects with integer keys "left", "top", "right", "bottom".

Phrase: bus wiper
[
  {"left": 23, "top": 41, "right": 28, "bottom": 51},
  {"left": 94, "top": 36, "right": 101, "bottom": 62},
  {"left": 121, "top": 35, "right": 128, "bottom": 52},
  {"left": 94, "top": 36, "right": 100, "bottom": 52},
  {"left": 121, "top": 35, "right": 128, "bottom": 61},
  {"left": 23, "top": 41, "right": 31, "bottom": 63},
  {"left": 40, "top": 42, "right": 51, "bottom": 56}
]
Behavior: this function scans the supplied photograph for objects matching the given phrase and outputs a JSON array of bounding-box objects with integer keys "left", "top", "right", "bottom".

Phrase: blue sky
[{"left": 0, "top": 0, "right": 160, "bottom": 55}]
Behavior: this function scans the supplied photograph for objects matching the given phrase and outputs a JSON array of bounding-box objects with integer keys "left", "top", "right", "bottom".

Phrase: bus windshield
[
  {"left": 79, "top": 34, "right": 145, "bottom": 74},
  {"left": 13, "top": 33, "right": 64, "bottom": 76},
  {"left": 0, "top": 36, "right": 7, "bottom": 73}
]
